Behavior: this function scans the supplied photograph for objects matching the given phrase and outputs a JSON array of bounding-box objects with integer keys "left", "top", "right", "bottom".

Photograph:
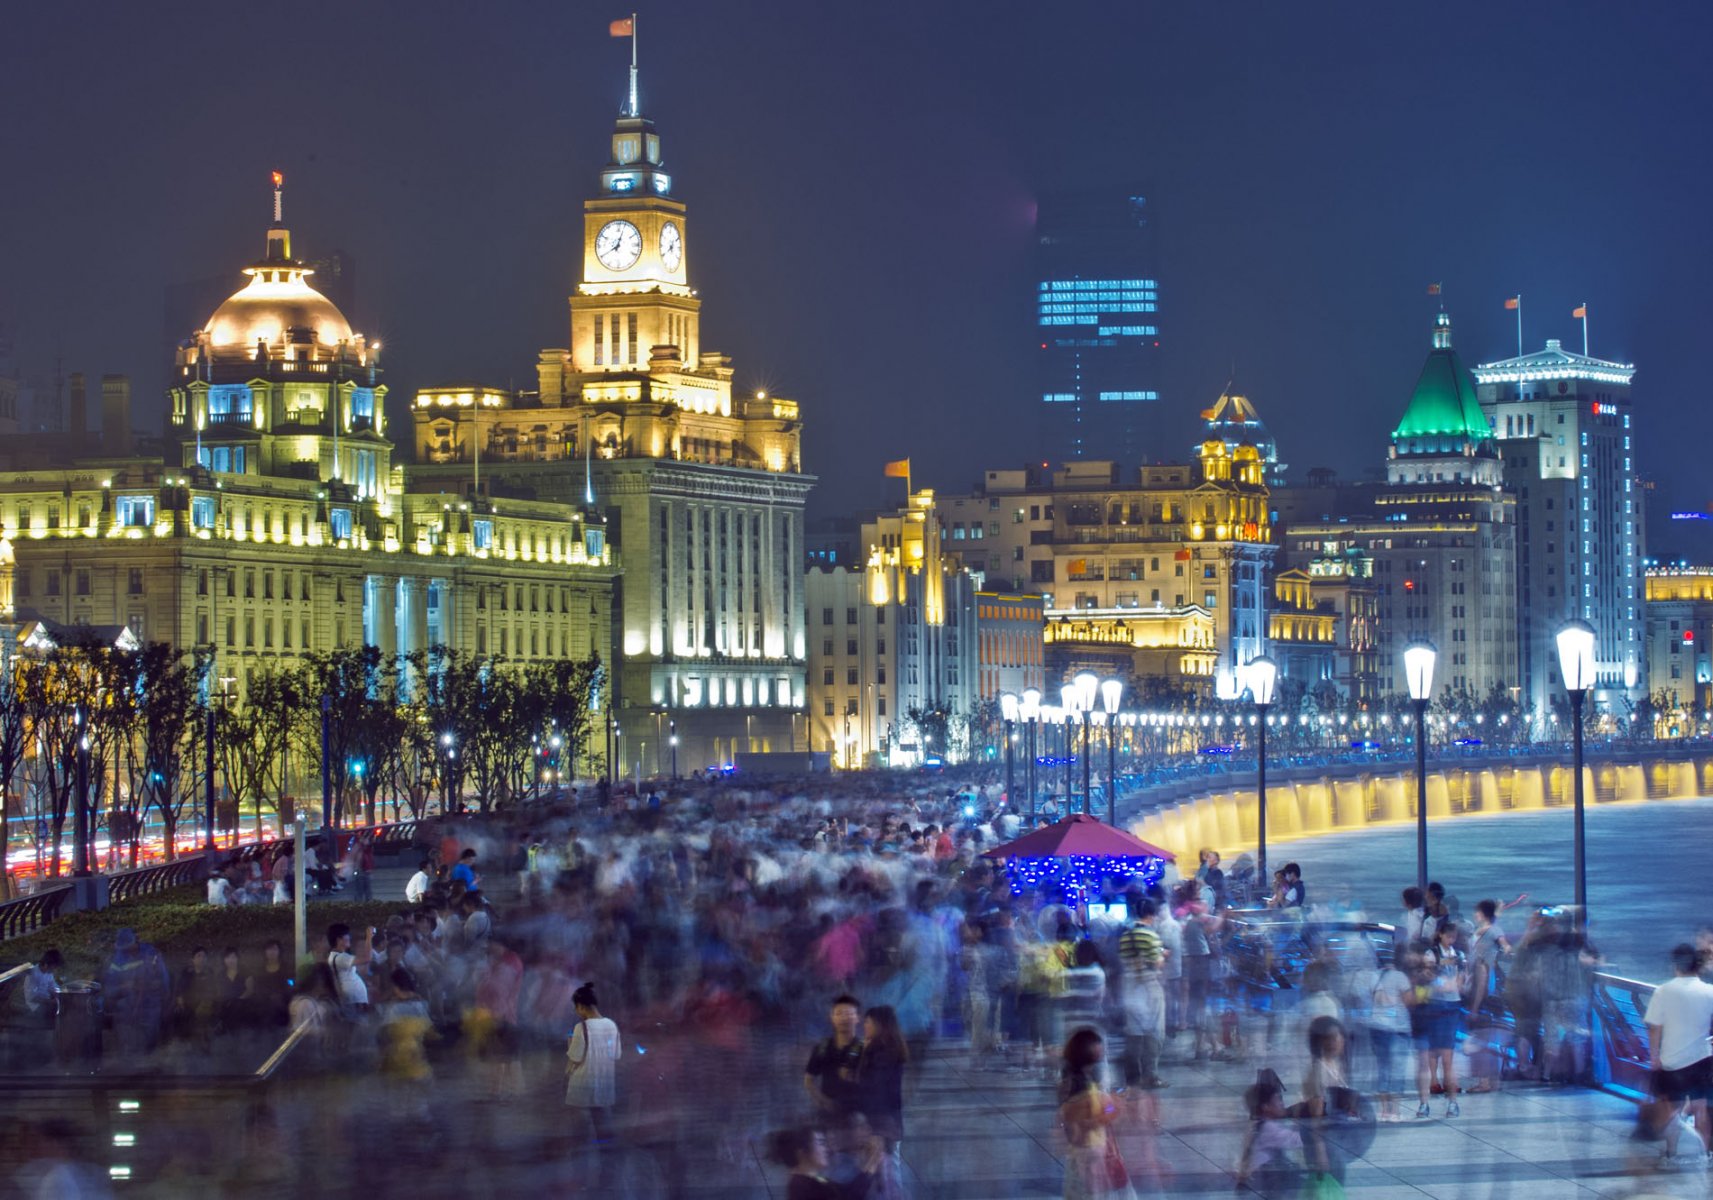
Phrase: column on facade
[
  {"left": 366, "top": 573, "right": 399, "bottom": 660},
  {"left": 435, "top": 577, "right": 456, "bottom": 651},
  {"left": 401, "top": 576, "right": 429, "bottom": 657}
]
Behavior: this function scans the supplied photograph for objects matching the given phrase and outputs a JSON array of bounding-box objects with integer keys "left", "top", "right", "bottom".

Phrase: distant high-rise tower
[
  {"left": 1474, "top": 336, "right": 1642, "bottom": 719},
  {"left": 1034, "top": 190, "right": 1160, "bottom": 468}
]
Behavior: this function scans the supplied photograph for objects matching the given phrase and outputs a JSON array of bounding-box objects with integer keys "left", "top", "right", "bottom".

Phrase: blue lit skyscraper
[{"left": 1034, "top": 190, "right": 1161, "bottom": 468}]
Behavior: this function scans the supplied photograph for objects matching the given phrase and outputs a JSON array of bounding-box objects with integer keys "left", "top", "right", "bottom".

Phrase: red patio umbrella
[{"left": 983, "top": 813, "right": 1175, "bottom": 862}]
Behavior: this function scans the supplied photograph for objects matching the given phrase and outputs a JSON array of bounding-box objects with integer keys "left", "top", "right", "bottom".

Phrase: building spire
[
  {"left": 1432, "top": 310, "right": 1453, "bottom": 351},
  {"left": 264, "top": 170, "right": 292, "bottom": 263}
]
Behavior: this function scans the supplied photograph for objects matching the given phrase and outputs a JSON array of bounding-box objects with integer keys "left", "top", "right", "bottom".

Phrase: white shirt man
[
  {"left": 206, "top": 874, "right": 231, "bottom": 907},
  {"left": 405, "top": 861, "right": 432, "bottom": 905},
  {"left": 327, "top": 925, "right": 370, "bottom": 1010},
  {"left": 1644, "top": 944, "right": 1713, "bottom": 1162}
]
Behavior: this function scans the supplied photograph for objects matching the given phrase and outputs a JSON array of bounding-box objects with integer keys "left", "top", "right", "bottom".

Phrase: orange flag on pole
[
  {"left": 609, "top": 17, "right": 634, "bottom": 37},
  {"left": 1426, "top": 283, "right": 1441, "bottom": 296},
  {"left": 1572, "top": 304, "right": 1587, "bottom": 319},
  {"left": 883, "top": 458, "right": 911, "bottom": 479},
  {"left": 1504, "top": 296, "right": 1520, "bottom": 311}
]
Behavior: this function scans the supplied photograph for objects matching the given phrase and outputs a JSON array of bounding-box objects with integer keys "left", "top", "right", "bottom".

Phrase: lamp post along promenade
[{"left": 1404, "top": 641, "right": 1438, "bottom": 891}]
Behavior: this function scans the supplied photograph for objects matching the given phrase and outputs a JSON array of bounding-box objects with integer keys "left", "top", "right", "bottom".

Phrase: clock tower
[
  {"left": 574, "top": 96, "right": 699, "bottom": 372},
  {"left": 413, "top": 41, "right": 813, "bottom": 775}
]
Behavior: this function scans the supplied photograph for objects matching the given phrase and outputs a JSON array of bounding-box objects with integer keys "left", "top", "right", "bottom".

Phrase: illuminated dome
[
  {"left": 205, "top": 270, "right": 352, "bottom": 349},
  {"left": 195, "top": 172, "right": 363, "bottom": 357}
]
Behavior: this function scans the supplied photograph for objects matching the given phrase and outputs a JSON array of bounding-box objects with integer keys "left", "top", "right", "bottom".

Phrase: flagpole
[
  {"left": 628, "top": 12, "right": 639, "bottom": 118},
  {"left": 1515, "top": 295, "right": 1523, "bottom": 357},
  {"left": 1581, "top": 304, "right": 1589, "bottom": 357}
]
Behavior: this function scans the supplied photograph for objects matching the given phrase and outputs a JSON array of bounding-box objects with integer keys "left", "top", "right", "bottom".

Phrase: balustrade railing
[
  {"left": 105, "top": 856, "right": 212, "bottom": 906},
  {"left": 0, "top": 886, "right": 74, "bottom": 940},
  {"left": 0, "top": 816, "right": 427, "bottom": 942}
]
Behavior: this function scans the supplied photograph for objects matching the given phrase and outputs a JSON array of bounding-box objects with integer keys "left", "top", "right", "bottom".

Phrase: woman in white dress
[{"left": 565, "top": 982, "right": 621, "bottom": 1145}]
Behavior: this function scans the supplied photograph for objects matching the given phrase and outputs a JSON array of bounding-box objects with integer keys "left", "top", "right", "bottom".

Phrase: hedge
[{"left": 2, "top": 896, "right": 405, "bottom": 983}]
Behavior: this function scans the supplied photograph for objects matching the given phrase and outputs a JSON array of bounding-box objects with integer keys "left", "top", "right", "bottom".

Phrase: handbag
[
  {"left": 1304, "top": 1170, "right": 1346, "bottom": 1199},
  {"left": 1101, "top": 1132, "right": 1130, "bottom": 1190}
]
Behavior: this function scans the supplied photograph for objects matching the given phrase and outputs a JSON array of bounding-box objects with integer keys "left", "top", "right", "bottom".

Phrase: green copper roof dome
[{"left": 1391, "top": 313, "right": 1491, "bottom": 445}]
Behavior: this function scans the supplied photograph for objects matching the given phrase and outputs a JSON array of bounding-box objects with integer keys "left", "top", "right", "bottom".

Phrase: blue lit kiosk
[{"left": 984, "top": 813, "right": 1175, "bottom": 922}]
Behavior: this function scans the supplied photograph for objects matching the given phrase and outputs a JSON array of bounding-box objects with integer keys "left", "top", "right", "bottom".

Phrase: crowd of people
[{"left": 7, "top": 771, "right": 1713, "bottom": 1197}]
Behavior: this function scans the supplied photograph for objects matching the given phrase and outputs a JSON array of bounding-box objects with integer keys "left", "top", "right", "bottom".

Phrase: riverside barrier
[
  {"left": 1128, "top": 744, "right": 1713, "bottom": 867},
  {"left": 0, "top": 817, "right": 429, "bottom": 942}
]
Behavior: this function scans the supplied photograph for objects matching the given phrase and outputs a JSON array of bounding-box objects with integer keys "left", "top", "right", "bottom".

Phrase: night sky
[{"left": 3, "top": 1, "right": 1710, "bottom": 522}]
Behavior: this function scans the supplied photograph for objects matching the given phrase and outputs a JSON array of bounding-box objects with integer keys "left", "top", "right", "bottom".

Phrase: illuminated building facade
[
  {"left": 977, "top": 591, "right": 1046, "bottom": 701},
  {"left": 1644, "top": 567, "right": 1713, "bottom": 713},
  {"left": 411, "top": 69, "right": 811, "bottom": 774},
  {"left": 1199, "top": 390, "right": 1286, "bottom": 487},
  {"left": 1286, "top": 315, "right": 1517, "bottom": 700},
  {"left": 1035, "top": 190, "right": 1161, "bottom": 466},
  {"left": 0, "top": 180, "right": 615, "bottom": 724},
  {"left": 1044, "top": 604, "right": 1217, "bottom": 686},
  {"left": 1266, "top": 552, "right": 1380, "bottom": 702},
  {"left": 1474, "top": 339, "right": 1642, "bottom": 717},
  {"left": 805, "top": 492, "right": 977, "bottom": 766},
  {"left": 936, "top": 440, "right": 1273, "bottom": 693}
]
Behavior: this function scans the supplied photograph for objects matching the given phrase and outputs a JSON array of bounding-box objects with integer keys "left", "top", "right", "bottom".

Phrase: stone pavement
[
  {"left": 387, "top": 1026, "right": 1703, "bottom": 1199},
  {"left": 743, "top": 1038, "right": 1709, "bottom": 1200}
]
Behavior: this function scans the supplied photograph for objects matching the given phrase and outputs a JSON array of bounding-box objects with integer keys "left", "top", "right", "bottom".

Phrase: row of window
[
  {"left": 592, "top": 312, "right": 641, "bottom": 367},
  {"left": 822, "top": 666, "right": 887, "bottom": 686},
  {"left": 822, "top": 696, "right": 887, "bottom": 718},
  {"left": 19, "top": 567, "right": 147, "bottom": 598}
]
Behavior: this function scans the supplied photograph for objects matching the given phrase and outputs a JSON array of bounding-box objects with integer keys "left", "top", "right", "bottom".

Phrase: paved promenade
[
  {"left": 241, "top": 1007, "right": 1697, "bottom": 1199},
  {"left": 878, "top": 1048, "right": 1695, "bottom": 1200}
]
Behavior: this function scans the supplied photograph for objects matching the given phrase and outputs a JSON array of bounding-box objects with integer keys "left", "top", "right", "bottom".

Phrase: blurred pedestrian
[
  {"left": 1416, "top": 921, "right": 1466, "bottom": 1118},
  {"left": 565, "top": 982, "right": 621, "bottom": 1146},
  {"left": 1056, "top": 1028, "right": 1131, "bottom": 1200},
  {"left": 1643, "top": 943, "right": 1713, "bottom": 1166}
]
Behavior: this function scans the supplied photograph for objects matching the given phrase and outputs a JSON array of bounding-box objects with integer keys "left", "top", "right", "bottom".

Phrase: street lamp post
[
  {"left": 72, "top": 708, "right": 90, "bottom": 878},
  {"left": 1246, "top": 656, "right": 1278, "bottom": 892},
  {"left": 1000, "top": 693, "right": 1019, "bottom": 811},
  {"left": 1059, "top": 683, "right": 1079, "bottom": 812},
  {"left": 1404, "top": 641, "right": 1438, "bottom": 891},
  {"left": 1556, "top": 619, "right": 1597, "bottom": 926},
  {"left": 1021, "top": 688, "right": 1041, "bottom": 819},
  {"left": 205, "top": 698, "right": 217, "bottom": 852},
  {"left": 440, "top": 732, "right": 456, "bottom": 813},
  {"left": 668, "top": 719, "right": 678, "bottom": 780},
  {"left": 292, "top": 809, "right": 308, "bottom": 965},
  {"left": 1100, "top": 678, "right": 1122, "bottom": 825},
  {"left": 1074, "top": 672, "right": 1098, "bottom": 815},
  {"left": 319, "top": 694, "right": 332, "bottom": 831}
]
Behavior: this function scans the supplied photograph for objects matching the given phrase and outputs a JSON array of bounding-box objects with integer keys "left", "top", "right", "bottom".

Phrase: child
[{"left": 1235, "top": 1069, "right": 1303, "bottom": 1194}]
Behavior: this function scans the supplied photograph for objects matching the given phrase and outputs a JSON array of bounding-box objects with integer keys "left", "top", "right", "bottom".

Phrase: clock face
[
  {"left": 595, "top": 220, "right": 642, "bottom": 271},
  {"left": 659, "top": 222, "right": 682, "bottom": 271}
]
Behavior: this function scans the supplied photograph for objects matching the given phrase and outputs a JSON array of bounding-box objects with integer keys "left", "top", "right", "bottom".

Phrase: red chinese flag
[
  {"left": 1504, "top": 296, "right": 1520, "bottom": 311},
  {"left": 1573, "top": 305, "right": 1587, "bottom": 319},
  {"left": 1426, "top": 283, "right": 1441, "bottom": 296},
  {"left": 883, "top": 458, "right": 910, "bottom": 479},
  {"left": 609, "top": 17, "right": 633, "bottom": 37}
]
